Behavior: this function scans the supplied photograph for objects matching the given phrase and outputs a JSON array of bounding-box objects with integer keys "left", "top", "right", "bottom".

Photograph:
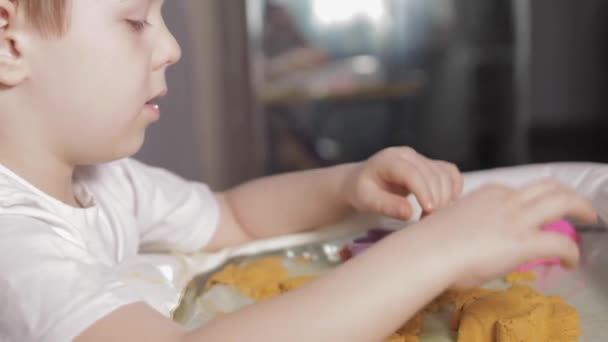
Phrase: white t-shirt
[{"left": 0, "top": 158, "right": 220, "bottom": 342}]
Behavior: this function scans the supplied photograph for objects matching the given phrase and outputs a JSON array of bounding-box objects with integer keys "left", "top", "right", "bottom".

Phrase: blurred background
[{"left": 136, "top": 0, "right": 608, "bottom": 190}]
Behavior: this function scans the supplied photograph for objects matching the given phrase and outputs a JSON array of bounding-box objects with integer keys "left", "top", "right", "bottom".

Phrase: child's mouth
[
  {"left": 146, "top": 90, "right": 166, "bottom": 103},
  {"left": 143, "top": 89, "right": 166, "bottom": 120},
  {"left": 143, "top": 103, "right": 161, "bottom": 121}
]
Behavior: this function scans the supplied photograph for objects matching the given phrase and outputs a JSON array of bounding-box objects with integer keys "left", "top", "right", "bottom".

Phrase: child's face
[{"left": 22, "top": 0, "right": 181, "bottom": 164}]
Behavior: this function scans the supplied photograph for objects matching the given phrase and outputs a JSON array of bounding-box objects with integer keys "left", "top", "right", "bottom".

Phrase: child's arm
[
  {"left": 207, "top": 147, "right": 463, "bottom": 250},
  {"left": 79, "top": 224, "right": 453, "bottom": 342},
  {"left": 77, "top": 179, "right": 596, "bottom": 342}
]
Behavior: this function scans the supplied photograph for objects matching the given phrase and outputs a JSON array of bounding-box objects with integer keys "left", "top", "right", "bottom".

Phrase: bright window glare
[{"left": 312, "top": 0, "right": 386, "bottom": 26}]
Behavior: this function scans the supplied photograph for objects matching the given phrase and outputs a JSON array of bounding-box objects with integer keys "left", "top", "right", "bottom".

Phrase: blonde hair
[{"left": 12, "top": 0, "right": 68, "bottom": 36}]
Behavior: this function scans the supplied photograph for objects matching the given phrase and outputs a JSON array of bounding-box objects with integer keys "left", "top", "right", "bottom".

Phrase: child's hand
[
  {"left": 342, "top": 147, "right": 463, "bottom": 220},
  {"left": 414, "top": 179, "right": 597, "bottom": 288}
]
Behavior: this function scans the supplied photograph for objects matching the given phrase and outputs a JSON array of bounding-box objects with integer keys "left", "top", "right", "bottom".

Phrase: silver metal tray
[{"left": 173, "top": 221, "right": 608, "bottom": 341}]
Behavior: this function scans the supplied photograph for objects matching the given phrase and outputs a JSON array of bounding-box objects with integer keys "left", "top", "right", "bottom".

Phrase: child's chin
[
  {"left": 126, "top": 135, "right": 146, "bottom": 157},
  {"left": 111, "top": 133, "right": 147, "bottom": 161}
]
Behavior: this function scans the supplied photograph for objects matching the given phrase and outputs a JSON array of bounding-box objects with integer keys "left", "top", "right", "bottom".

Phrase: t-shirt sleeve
[
  {"left": 0, "top": 216, "right": 145, "bottom": 342},
  {"left": 108, "top": 158, "right": 220, "bottom": 253}
]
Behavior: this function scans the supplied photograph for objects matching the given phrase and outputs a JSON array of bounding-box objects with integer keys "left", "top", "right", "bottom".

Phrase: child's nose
[{"left": 153, "top": 24, "right": 182, "bottom": 71}]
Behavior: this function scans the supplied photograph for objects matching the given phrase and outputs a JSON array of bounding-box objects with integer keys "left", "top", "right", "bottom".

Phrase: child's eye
[{"left": 126, "top": 19, "right": 151, "bottom": 32}]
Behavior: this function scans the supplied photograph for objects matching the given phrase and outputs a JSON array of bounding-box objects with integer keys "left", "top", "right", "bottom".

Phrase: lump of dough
[
  {"left": 504, "top": 271, "right": 536, "bottom": 283},
  {"left": 452, "top": 285, "right": 580, "bottom": 342}
]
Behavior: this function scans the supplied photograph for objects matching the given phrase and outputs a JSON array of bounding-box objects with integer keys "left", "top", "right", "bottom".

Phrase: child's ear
[{"left": 0, "top": 0, "right": 27, "bottom": 87}]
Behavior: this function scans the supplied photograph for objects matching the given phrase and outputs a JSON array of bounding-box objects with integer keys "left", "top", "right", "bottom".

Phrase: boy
[{"left": 0, "top": 1, "right": 598, "bottom": 341}]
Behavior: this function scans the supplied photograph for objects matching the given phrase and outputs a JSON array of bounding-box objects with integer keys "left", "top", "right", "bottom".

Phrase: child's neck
[{"left": 0, "top": 151, "right": 82, "bottom": 208}]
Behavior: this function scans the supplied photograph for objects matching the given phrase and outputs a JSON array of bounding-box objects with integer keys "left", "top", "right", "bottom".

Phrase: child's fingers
[
  {"left": 528, "top": 232, "right": 581, "bottom": 269},
  {"left": 381, "top": 158, "right": 434, "bottom": 212},
  {"left": 520, "top": 186, "right": 597, "bottom": 228},
  {"left": 398, "top": 153, "right": 439, "bottom": 208},
  {"left": 371, "top": 189, "right": 413, "bottom": 219},
  {"left": 434, "top": 161, "right": 460, "bottom": 207},
  {"left": 427, "top": 161, "right": 451, "bottom": 208},
  {"left": 516, "top": 178, "right": 562, "bottom": 204},
  {"left": 386, "top": 183, "right": 411, "bottom": 197},
  {"left": 436, "top": 160, "right": 463, "bottom": 199}
]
